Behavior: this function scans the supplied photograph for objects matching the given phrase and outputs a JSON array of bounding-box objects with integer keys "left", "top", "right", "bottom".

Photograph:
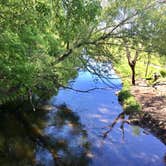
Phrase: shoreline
[{"left": 130, "top": 83, "right": 166, "bottom": 144}]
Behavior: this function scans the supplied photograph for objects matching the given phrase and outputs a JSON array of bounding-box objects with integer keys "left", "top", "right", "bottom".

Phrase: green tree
[
  {"left": 0, "top": 0, "right": 166, "bottom": 103},
  {"left": 0, "top": 0, "right": 101, "bottom": 103}
]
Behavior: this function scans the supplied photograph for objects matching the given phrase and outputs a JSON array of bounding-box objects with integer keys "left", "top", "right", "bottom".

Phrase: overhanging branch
[{"left": 56, "top": 0, "right": 160, "bottom": 63}]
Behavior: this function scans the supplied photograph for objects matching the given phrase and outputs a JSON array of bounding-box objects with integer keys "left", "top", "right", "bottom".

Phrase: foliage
[
  {"left": 0, "top": 0, "right": 101, "bottom": 103},
  {"left": 118, "top": 88, "right": 141, "bottom": 113},
  {"left": 0, "top": 0, "right": 166, "bottom": 104},
  {"left": 118, "top": 89, "right": 131, "bottom": 103},
  {"left": 160, "top": 70, "right": 166, "bottom": 78}
]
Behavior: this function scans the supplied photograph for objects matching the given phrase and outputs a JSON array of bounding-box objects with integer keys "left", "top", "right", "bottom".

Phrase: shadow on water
[
  {"left": 0, "top": 101, "right": 92, "bottom": 166},
  {"left": 0, "top": 110, "right": 36, "bottom": 166},
  {"left": 36, "top": 104, "right": 92, "bottom": 166}
]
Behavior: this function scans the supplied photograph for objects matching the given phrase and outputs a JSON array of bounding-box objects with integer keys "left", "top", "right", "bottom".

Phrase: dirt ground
[{"left": 131, "top": 79, "right": 166, "bottom": 144}]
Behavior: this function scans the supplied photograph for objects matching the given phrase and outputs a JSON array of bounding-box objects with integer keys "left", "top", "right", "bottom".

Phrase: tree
[
  {"left": 0, "top": 0, "right": 166, "bottom": 103},
  {"left": 124, "top": 42, "right": 139, "bottom": 85},
  {"left": 90, "top": 0, "right": 166, "bottom": 85},
  {"left": 0, "top": 0, "right": 102, "bottom": 101}
]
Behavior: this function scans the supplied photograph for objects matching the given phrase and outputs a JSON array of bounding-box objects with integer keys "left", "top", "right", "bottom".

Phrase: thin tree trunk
[
  {"left": 131, "top": 65, "right": 136, "bottom": 85},
  {"left": 124, "top": 42, "right": 137, "bottom": 86}
]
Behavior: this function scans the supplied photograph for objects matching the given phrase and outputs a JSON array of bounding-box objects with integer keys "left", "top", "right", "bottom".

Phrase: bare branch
[
  {"left": 56, "top": 0, "right": 159, "bottom": 63},
  {"left": 58, "top": 84, "right": 113, "bottom": 93}
]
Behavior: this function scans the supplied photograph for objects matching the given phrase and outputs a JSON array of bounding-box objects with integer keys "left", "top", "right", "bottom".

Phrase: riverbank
[
  {"left": 118, "top": 78, "right": 166, "bottom": 144},
  {"left": 130, "top": 80, "right": 166, "bottom": 144},
  {"left": 113, "top": 54, "right": 166, "bottom": 144}
]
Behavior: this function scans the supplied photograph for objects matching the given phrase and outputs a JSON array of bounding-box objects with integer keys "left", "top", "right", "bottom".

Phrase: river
[{"left": 0, "top": 62, "right": 165, "bottom": 166}]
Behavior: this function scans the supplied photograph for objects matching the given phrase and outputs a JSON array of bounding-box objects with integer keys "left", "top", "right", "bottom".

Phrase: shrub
[
  {"left": 160, "top": 70, "right": 166, "bottom": 78},
  {"left": 118, "top": 89, "right": 141, "bottom": 113},
  {"left": 118, "top": 89, "right": 131, "bottom": 103}
]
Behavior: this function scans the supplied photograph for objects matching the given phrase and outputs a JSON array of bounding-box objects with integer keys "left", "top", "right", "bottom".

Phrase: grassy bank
[
  {"left": 118, "top": 88, "right": 141, "bottom": 113},
  {"left": 114, "top": 53, "right": 166, "bottom": 113}
]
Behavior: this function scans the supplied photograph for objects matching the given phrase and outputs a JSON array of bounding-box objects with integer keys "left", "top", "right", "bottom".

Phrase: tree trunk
[
  {"left": 131, "top": 64, "right": 136, "bottom": 85},
  {"left": 124, "top": 41, "right": 139, "bottom": 86}
]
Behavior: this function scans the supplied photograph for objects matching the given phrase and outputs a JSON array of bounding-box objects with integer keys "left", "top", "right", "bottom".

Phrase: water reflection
[
  {"left": 0, "top": 103, "right": 92, "bottom": 166},
  {"left": 0, "top": 111, "right": 36, "bottom": 166},
  {"left": 36, "top": 104, "right": 91, "bottom": 166},
  {"left": 0, "top": 63, "right": 165, "bottom": 165},
  {"left": 52, "top": 70, "right": 166, "bottom": 166}
]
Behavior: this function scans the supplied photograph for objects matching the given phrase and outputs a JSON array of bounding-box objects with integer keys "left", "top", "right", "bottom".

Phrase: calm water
[{"left": 0, "top": 66, "right": 165, "bottom": 166}]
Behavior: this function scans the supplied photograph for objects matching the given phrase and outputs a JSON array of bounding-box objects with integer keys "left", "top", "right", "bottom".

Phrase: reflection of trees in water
[
  {"left": 0, "top": 102, "right": 91, "bottom": 166},
  {"left": 164, "top": 154, "right": 166, "bottom": 164},
  {"left": 42, "top": 104, "right": 92, "bottom": 166},
  {"left": 103, "top": 111, "right": 166, "bottom": 164},
  {"left": 0, "top": 111, "right": 36, "bottom": 166},
  {"left": 103, "top": 111, "right": 128, "bottom": 140}
]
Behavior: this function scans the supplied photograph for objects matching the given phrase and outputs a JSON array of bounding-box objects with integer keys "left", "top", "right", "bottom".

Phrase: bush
[
  {"left": 160, "top": 70, "right": 166, "bottom": 78},
  {"left": 124, "top": 97, "right": 141, "bottom": 112},
  {"left": 118, "top": 89, "right": 141, "bottom": 113},
  {"left": 118, "top": 89, "right": 131, "bottom": 103}
]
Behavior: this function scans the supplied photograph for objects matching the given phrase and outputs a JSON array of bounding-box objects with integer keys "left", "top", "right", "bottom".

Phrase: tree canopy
[{"left": 0, "top": 0, "right": 165, "bottom": 102}]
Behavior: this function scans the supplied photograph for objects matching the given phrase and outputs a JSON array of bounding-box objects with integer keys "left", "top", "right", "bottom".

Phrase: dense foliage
[
  {"left": 0, "top": 0, "right": 165, "bottom": 103},
  {"left": 0, "top": 0, "right": 101, "bottom": 102}
]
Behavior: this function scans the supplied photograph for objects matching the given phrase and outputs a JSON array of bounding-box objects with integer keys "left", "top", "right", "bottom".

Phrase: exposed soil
[{"left": 131, "top": 79, "right": 166, "bottom": 144}]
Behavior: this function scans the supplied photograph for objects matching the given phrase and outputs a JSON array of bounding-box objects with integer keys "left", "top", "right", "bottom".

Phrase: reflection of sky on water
[
  {"left": 73, "top": 69, "right": 122, "bottom": 90},
  {"left": 36, "top": 69, "right": 165, "bottom": 166},
  {"left": 36, "top": 146, "right": 54, "bottom": 166}
]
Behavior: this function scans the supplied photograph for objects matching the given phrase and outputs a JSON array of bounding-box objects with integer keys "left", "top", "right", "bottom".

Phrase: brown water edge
[
  {"left": 102, "top": 108, "right": 166, "bottom": 145},
  {"left": 130, "top": 83, "right": 166, "bottom": 145}
]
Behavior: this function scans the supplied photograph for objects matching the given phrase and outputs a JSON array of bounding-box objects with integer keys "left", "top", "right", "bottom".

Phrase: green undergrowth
[
  {"left": 118, "top": 88, "right": 141, "bottom": 113},
  {"left": 114, "top": 65, "right": 141, "bottom": 113},
  {"left": 113, "top": 53, "right": 165, "bottom": 113}
]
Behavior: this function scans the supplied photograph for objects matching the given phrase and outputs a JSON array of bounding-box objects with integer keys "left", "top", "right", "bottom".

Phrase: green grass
[
  {"left": 113, "top": 53, "right": 166, "bottom": 113},
  {"left": 114, "top": 52, "right": 166, "bottom": 113},
  {"left": 160, "top": 70, "right": 166, "bottom": 78},
  {"left": 119, "top": 54, "right": 165, "bottom": 80},
  {"left": 118, "top": 88, "right": 141, "bottom": 113}
]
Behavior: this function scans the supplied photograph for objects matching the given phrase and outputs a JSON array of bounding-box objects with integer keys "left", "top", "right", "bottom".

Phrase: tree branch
[{"left": 56, "top": 0, "right": 160, "bottom": 63}]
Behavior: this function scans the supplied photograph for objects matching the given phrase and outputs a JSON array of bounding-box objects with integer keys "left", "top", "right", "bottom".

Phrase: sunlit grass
[{"left": 114, "top": 52, "right": 165, "bottom": 112}]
